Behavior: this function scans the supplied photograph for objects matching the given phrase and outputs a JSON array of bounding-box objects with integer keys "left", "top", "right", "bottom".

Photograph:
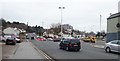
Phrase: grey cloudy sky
[{"left": 1, "top": 0, "right": 120, "bottom": 33}]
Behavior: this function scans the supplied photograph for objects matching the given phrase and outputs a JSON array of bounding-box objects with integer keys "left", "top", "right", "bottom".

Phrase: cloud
[{"left": 1, "top": 0, "right": 120, "bottom": 32}]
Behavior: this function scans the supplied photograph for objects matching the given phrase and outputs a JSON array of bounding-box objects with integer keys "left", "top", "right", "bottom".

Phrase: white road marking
[{"left": 29, "top": 40, "right": 54, "bottom": 61}]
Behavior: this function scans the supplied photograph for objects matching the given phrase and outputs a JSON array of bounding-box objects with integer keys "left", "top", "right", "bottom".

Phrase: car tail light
[
  {"left": 66, "top": 44, "right": 68, "bottom": 46},
  {"left": 69, "top": 44, "right": 72, "bottom": 46}
]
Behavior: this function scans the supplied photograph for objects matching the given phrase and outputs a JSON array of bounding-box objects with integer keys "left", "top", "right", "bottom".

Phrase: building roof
[{"left": 107, "top": 12, "right": 120, "bottom": 20}]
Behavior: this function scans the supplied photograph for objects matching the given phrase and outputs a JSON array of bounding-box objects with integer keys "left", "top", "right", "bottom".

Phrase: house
[
  {"left": 106, "top": 1, "right": 120, "bottom": 43},
  {"left": 3, "top": 27, "right": 20, "bottom": 35},
  {"left": 107, "top": 12, "right": 120, "bottom": 43}
]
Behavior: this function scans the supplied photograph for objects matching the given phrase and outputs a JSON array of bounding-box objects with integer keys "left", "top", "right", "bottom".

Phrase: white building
[{"left": 3, "top": 27, "right": 20, "bottom": 36}]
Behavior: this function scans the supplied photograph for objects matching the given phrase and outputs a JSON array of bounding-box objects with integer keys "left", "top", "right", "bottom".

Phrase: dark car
[
  {"left": 59, "top": 38, "right": 81, "bottom": 51},
  {"left": 6, "top": 37, "right": 16, "bottom": 45}
]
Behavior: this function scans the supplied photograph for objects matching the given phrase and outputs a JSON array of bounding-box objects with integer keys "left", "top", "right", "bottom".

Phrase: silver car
[{"left": 105, "top": 40, "right": 120, "bottom": 53}]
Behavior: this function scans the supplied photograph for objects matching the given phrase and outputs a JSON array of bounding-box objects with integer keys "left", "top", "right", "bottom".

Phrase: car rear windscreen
[{"left": 70, "top": 39, "right": 80, "bottom": 43}]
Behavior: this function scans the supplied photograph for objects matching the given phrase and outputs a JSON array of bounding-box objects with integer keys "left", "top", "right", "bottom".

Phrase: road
[
  {"left": 27, "top": 33, "right": 119, "bottom": 61},
  {"left": 30, "top": 40, "right": 119, "bottom": 60}
]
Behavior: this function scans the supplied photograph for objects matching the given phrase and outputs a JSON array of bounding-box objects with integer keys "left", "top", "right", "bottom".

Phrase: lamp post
[
  {"left": 59, "top": 7, "right": 65, "bottom": 36},
  {"left": 100, "top": 15, "right": 102, "bottom": 32}
]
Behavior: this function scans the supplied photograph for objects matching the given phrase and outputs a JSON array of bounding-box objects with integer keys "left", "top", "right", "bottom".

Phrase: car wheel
[
  {"left": 17, "top": 41, "right": 21, "bottom": 43},
  {"left": 76, "top": 49, "right": 80, "bottom": 51},
  {"left": 91, "top": 41, "right": 95, "bottom": 43},
  {"left": 66, "top": 47, "right": 69, "bottom": 51},
  {"left": 13, "top": 43, "right": 16, "bottom": 45},
  {"left": 6, "top": 42, "right": 8, "bottom": 45},
  {"left": 105, "top": 47, "right": 111, "bottom": 53},
  {"left": 59, "top": 46, "right": 62, "bottom": 49}
]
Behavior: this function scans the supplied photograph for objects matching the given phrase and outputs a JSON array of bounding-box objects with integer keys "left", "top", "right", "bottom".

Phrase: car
[
  {"left": 59, "top": 38, "right": 81, "bottom": 51},
  {"left": 15, "top": 37, "right": 21, "bottom": 43},
  {"left": 82, "top": 37, "right": 96, "bottom": 43},
  {"left": 47, "top": 38, "right": 53, "bottom": 41},
  {"left": 36, "top": 36, "right": 46, "bottom": 41},
  {"left": 53, "top": 36, "right": 61, "bottom": 42},
  {"left": 6, "top": 37, "right": 16, "bottom": 45},
  {"left": 53, "top": 38, "right": 61, "bottom": 42},
  {"left": 0, "top": 35, "right": 6, "bottom": 42},
  {"left": 105, "top": 40, "right": 120, "bottom": 53}
]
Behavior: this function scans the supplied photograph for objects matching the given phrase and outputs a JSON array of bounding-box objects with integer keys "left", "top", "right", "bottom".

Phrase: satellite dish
[{"left": 116, "top": 23, "right": 120, "bottom": 28}]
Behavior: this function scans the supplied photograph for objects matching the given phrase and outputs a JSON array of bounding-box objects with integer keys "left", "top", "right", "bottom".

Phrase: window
[
  {"left": 118, "top": 40, "right": 120, "bottom": 45},
  {"left": 111, "top": 40, "right": 118, "bottom": 44},
  {"left": 63, "top": 40, "right": 69, "bottom": 44}
]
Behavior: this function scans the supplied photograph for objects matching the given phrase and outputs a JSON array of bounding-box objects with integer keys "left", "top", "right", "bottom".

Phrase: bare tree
[{"left": 50, "top": 23, "right": 61, "bottom": 28}]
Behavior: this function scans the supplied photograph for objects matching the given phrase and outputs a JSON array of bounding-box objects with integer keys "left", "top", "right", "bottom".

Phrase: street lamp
[{"left": 59, "top": 7, "right": 65, "bottom": 36}]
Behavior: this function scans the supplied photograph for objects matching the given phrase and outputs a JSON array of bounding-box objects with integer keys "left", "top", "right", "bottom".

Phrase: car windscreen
[
  {"left": 7, "top": 38, "right": 15, "bottom": 40},
  {"left": 70, "top": 39, "right": 80, "bottom": 43},
  {"left": 63, "top": 41, "right": 69, "bottom": 44}
]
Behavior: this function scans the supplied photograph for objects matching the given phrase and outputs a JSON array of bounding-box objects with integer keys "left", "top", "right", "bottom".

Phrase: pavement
[
  {"left": 92, "top": 40, "right": 105, "bottom": 49},
  {"left": 7, "top": 40, "right": 46, "bottom": 59},
  {"left": 0, "top": 41, "right": 18, "bottom": 60},
  {"left": 2, "top": 43, "right": 18, "bottom": 59},
  {"left": 0, "top": 42, "right": 2, "bottom": 61}
]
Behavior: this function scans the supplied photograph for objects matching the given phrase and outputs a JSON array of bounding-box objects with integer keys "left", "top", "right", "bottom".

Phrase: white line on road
[{"left": 29, "top": 41, "right": 54, "bottom": 61}]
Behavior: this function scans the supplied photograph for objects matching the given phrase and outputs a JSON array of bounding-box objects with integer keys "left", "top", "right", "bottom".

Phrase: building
[
  {"left": 106, "top": 1, "right": 120, "bottom": 43},
  {"left": 62, "top": 24, "right": 73, "bottom": 30},
  {"left": 107, "top": 12, "right": 120, "bottom": 42},
  {"left": 3, "top": 27, "right": 20, "bottom": 35}
]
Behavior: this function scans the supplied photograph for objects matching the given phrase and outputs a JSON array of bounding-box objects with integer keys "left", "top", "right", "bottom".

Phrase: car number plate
[{"left": 74, "top": 45, "right": 78, "bottom": 46}]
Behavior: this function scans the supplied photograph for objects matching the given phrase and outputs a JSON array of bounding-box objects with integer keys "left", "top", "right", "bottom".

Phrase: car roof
[
  {"left": 7, "top": 37, "right": 15, "bottom": 40},
  {"left": 62, "top": 37, "right": 74, "bottom": 39},
  {"left": 110, "top": 40, "right": 120, "bottom": 42}
]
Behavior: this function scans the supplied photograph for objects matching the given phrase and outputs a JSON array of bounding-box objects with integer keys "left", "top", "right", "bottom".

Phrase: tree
[
  {"left": 96, "top": 32, "right": 101, "bottom": 37},
  {"left": 7, "top": 21, "right": 11, "bottom": 24},
  {"left": 50, "top": 23, "right": 61, "bottom": 28},
  {"left": 49, "top": 23, "right": 61, "bottom": 35},
  {"left": 0, "top": 18, "right": 7, "bottom": 30}
]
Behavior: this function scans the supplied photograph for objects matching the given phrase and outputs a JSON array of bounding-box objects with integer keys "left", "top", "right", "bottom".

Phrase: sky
[{"left": 1, "top": 0, "right": 120, "bottom": 33}]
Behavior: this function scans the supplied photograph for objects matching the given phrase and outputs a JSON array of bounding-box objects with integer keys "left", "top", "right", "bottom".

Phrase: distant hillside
[{"left": 0, "top": 18, "right": 45, "bottom": 36}]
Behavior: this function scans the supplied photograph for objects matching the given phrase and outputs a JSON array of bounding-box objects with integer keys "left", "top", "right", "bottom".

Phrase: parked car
[
  {"left": 36, "top": 36, "right": 46, "bottom": 41},
  {"left": 53, "top": 36, "right": 62, "bottom": 42},
  {"left": 59, "top": 38, "right": 81, "bottom": 51},
  {"left": 47, "top": 38, "right": 53, "bottom": 41},
  {"left": 0, "top": 35, "right": 6, "bottom": 42},
  {"left": 105, "top": 40, "right": 120, "bottom": 53},
  {"left": 6, "top": 37, "right": 16, "bottom": 45},
  {"left": 53, "top": 38, "right": 61, "bottom": 42},
  {"left": 15, "top": 37, "right": 21, "bottom": 43}
]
